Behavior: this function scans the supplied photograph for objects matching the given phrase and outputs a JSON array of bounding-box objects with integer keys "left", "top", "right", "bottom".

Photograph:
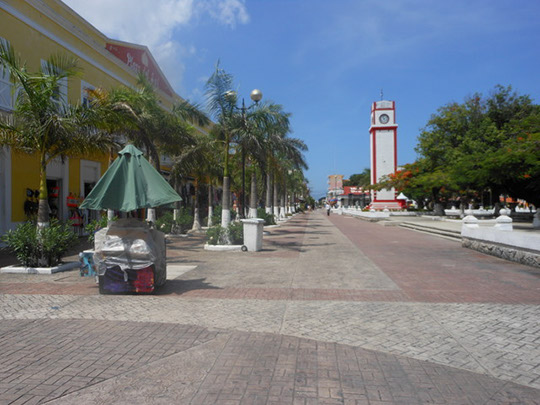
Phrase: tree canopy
[
  {"left": 377, "top": 85, "right": 540, "bottom": 208},
  {"left": 344, "top": 169, "right": 370, "bottom": 188}
]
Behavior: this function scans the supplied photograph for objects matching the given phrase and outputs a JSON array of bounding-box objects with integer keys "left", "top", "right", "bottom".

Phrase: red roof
[{"left": 105, "top": 41, "right": 174, "bottom": 97}]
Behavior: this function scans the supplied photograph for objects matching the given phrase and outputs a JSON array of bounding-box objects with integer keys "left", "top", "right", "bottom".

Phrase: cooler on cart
[{"left": 93, "top": 218, "right": 166, "bottom": 294}]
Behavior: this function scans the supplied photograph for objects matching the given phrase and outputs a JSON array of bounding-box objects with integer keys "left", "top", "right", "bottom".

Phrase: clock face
[{"left": 379, "top": 114, "right": 390, "bottom": 124}]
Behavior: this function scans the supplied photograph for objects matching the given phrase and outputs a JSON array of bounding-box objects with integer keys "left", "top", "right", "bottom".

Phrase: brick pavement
[
  {"left": 1, "top": 211, "right": 540, "bottom": 403},
  {"left": 1, "top": 319, "right": 539, "bottom": 405}
]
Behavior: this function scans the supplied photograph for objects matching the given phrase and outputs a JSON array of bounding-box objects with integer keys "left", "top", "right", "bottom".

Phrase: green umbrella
[{"left": 80, "top": 145, "right": 181, "bottom": 211}]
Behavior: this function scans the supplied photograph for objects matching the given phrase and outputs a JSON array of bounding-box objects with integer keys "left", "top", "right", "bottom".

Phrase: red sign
[{"left": 105, "top": 43, "right": 173, "bottom": 97}]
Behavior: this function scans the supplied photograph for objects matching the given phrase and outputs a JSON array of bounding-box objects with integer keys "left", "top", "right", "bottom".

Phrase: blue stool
[{"left": 79, "top": 250, "right": 97, "bottom": 277}]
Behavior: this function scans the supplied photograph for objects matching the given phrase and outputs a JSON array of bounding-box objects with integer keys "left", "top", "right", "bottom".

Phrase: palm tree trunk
[
  {"left": 249, "top": 171, "right": 257, "bottom": 218},
  {"left": 280, "top": 181, "right": 287, "bottom": 220},
  {"left": 221, "top": 136, "right": 231, "bottom": 229},
  {"left": 37, "top": 158, "right": 49, "bottom": 229},
  {"left": 221, "top": 176, "right": 231, "bottom": 228},
  {"left": 273, "top": 179, "right": 279, "bottom": 221},
  {"left": 108, "top": 150, "right": 115, "bottom": 226},
  {"left": 240, "top": 148, "right": 246, "bottom": 219},
  {"left": 192, "top": 181, "right": 202, "bottom": 231},
  {"left": 147, "top": 145, "right": 162, "bottom": 226},
  {"left": 146, "top": 208, "right": 156, "bottom": 226},
  {"left": 207, "top": 184, "right": 213, "bottom": 227},
  {"left": 265, "top": 171, "right": 272, "bottom": 214}
]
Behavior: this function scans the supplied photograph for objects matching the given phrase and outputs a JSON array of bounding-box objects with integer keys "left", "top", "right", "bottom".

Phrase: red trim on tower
[
  {"left": 371, "top": 129, "right": 377, "bottom": 184},
  {"left": 393, "top": 128, "right": 398, "bottom": 172}
]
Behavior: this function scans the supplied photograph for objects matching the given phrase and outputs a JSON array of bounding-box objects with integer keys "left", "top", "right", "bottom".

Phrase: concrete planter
[
  {"left": 0, "top": 261, "right": 80, "bottom": 274},
  {"left": 461, "top": 226, "right": 540, "bottom": 268},
  {"left": 203, "top": 244, "right": 244, "bottom": 252}
]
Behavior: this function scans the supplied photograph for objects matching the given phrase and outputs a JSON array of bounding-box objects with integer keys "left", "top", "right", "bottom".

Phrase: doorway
[
  {"left": 80, "top": 160, "right": 101, "bottom": 227},
  {"left": 46, "top": 178, "right": 62, "bottom": 220}
]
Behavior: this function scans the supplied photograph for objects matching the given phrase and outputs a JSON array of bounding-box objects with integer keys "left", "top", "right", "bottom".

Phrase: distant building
[
  {"left": 338, "top": 186, "right": 370, "bottom": 208},
  {"left": 327, "top": 174, "right": 343, "bottom": 205}
]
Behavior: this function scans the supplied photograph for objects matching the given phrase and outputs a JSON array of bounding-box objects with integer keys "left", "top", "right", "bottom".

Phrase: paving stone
[{"left": 1, "top": 212, "right": 539, "bottom": 403}]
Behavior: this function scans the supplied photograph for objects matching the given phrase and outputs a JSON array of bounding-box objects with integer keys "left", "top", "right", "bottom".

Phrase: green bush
[
  {"left": 206, "top": 221, "right": 243, "bottom": 245},
  {"left": 206, "top": 225, "right": 220, "bottom": 245},
  {"left": 156, "top": 210, "right": 193, "bottom": 234},
  {"left": 176, "top": 210, "right": 194, "bottom": 233},
  {"left": 85, "top": 214, "right": 113, "bottom": 243},
  {"left": 1, "top": 220, "right": 77, "bottom": 267},
  {"left": 229, "top": 222, "right": 243, "bottom": 244},
  {"left": 211, "top": 205, "right": 237, "bottom": 226},
  {"left": 156, "top": 211, "right": 175, "bottom": 233},
  {"left": 1, "top": 222, "right": 40, "bottom": 267},
  {"left": 256, "top": 208, "right": 275, "bottom": 226},
  {"left": 40, "top": 220, "right": 78, "bottom": 266}
]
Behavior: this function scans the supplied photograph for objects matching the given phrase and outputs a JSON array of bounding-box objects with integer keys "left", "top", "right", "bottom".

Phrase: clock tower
[{"left": 369, "top": 100, "right": 402, "bottom": 210}]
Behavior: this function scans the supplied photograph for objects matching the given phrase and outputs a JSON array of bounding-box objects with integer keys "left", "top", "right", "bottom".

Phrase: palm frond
[
  {"left": 173, "top": 99, "right": 210, "bottom": 127},
  {"left": 205, "top": 62, "right": 236, "bottom": 120}
]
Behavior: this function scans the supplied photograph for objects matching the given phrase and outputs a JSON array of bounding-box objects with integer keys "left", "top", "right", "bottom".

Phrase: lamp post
[{"left": 226, "top": 88, "right": 262, "bottom": 219}]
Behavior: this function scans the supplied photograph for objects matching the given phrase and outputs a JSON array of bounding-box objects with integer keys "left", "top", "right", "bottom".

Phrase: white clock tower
[{"left": 369, "top": 100, "right": 402, "bottom": 210}]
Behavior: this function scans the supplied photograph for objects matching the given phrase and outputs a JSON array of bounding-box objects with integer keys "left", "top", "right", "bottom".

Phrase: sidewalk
[{"left": 1, "top": 211, "right": 539, "bottom": 404}]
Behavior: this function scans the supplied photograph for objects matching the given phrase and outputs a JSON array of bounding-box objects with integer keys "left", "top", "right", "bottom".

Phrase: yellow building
[{"left": 0, "top": 0, "right": 192, "bottom": 234}]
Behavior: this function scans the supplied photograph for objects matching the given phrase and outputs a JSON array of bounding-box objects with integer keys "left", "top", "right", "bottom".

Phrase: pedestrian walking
[{"left": 325, "top": 202, "right": 331, "bottom": 216}]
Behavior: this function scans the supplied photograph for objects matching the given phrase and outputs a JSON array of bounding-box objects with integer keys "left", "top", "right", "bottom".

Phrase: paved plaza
[{"left": 1, "top": 211, "right": 539, "bottom": 404}]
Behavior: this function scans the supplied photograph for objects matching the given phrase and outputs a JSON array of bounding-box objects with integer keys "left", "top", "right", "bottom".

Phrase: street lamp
[{"left": 226, "top": 88, "right": 263, "bottom": 218}]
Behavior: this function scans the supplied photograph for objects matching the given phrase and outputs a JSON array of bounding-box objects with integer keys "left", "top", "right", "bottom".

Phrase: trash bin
[{"left": 241, "top": 218, "right": 265, "bottom": 251}]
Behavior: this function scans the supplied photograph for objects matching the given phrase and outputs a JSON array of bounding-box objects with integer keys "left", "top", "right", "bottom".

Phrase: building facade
[
  {"left": 338, "top": 186, "right": 370, "bottom": 208},
  {"left": 326, "top": 174, "right": 343, "bottom": 205},
  {"left": 0, "top": 0, "right": 193, "bottom": 235}
]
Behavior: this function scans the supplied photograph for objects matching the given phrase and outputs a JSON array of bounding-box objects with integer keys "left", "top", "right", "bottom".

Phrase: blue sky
[{"left": 64, "top": 0, "right": 540, "bottom": 198}]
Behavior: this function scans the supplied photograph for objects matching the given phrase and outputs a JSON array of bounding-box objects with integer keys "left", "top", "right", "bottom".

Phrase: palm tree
[
  {"left": 242, "top": 102, "right": 292, "bottom": 218},
  {"left": 258, "top": 107, "right": 292, "bottom": 215},
  {"left": 169, "top": 132, "right": 219, "bottom": 232},
  {"left": 102, "top": 73, "right": 199, "bottom": 171},
  {"left": 205, "top": 64, "right": 237, "bottom": 228},
  {"left": 205, "top": 63, "right": 309, "bottom": 227},
  {"left": 89, "top": 74, "right": 208, "bottom": 223},
  {"left": 265, "top": 133, "right": 307, "bottom": 220},
  {"left": 274, "top": 136, "right": 308, "bottom": 219},
  {"left": 0, "top": 43, "right": 115, "bottom": 228}
]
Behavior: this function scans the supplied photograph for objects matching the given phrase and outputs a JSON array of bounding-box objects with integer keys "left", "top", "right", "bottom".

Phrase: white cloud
[
  {"left": 203, "top": 0, "right": 250, "bottom": 27},
  {"left": 64, "top": 0, "right": 194, "bottom": 49},
  {"left": 63, "top": 0, "right": 250, "bottom": 93}
]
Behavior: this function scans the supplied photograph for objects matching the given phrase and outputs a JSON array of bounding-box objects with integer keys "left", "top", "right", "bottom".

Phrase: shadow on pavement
[{"left": 156, "top": 278, "right": 221, "bottom": 295}]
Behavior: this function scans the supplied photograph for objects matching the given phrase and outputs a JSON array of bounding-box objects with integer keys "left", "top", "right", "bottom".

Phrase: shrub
[
  {"left": 206, "top": 222, "right": 243, "bottom": 245},
  {"left": 176, "top": 210, "right": 194, "bottom": 233},
  {"left": 40, "top": 220, "right": 78, "bottom": 266},
  {"left": 85, "top": 214, "right": 113, "bottom": 243},
  {"left": 1, "top": 222, "right": 40, "bottom": 267},
  {"left": 156, "top": 211, "right": 175, "bottom": 234},
  {"left": 156, "top": 210, "right": 193, "bottom": 234},
  {"left": 256, "top": 208, "right": 275, "bottom": 226},
  {"left": 228, "top": 221, "right": 243, "bottom": 244},
  {"left": 1, "top": 220, "right": 77, "bottom": 267},
  {"left": 211, "top": 205, "right": 237, "bottom": 226}
]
